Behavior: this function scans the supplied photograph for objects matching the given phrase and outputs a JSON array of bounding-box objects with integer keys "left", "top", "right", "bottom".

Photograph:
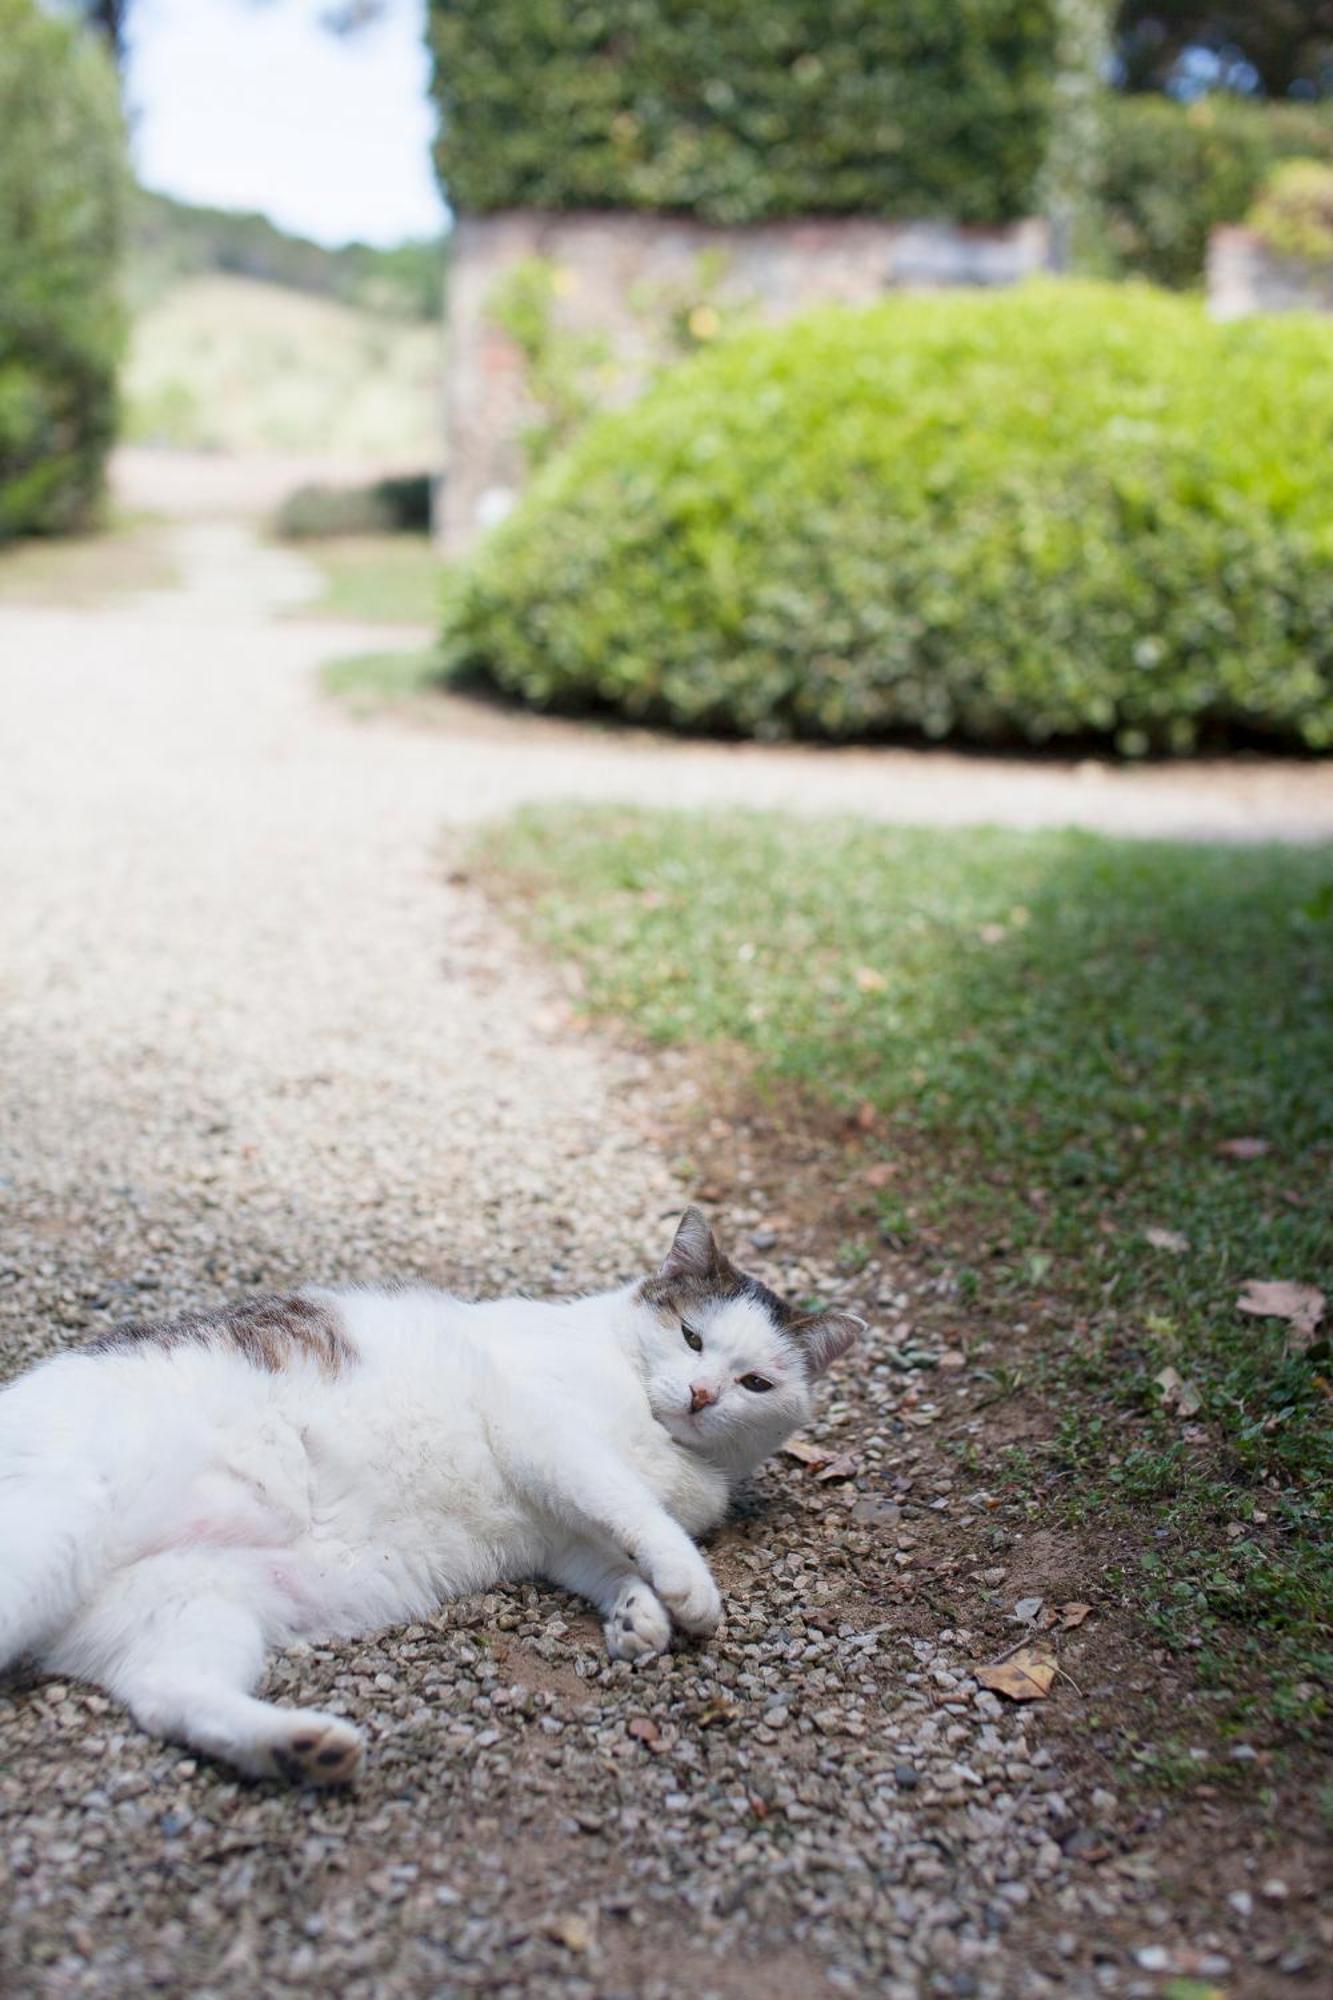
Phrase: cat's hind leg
[
  {"left": 48, "top": 1552, "right": 364, "bottom": 1784},
  {"left": 543, "top": 1541, "right": 673, "bottom": 1663}
]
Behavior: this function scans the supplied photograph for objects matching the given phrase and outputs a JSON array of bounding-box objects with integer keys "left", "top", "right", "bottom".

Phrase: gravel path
[
  {"left": 392, "top": 699, "right": 1333, "bottom": 847},
  {"left": 0, "top": 524, "right": 1301, "bottom": 1998}
]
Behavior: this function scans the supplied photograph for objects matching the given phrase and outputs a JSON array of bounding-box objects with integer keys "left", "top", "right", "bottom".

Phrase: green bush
[
  {"left": 1248, "top": 159, "right": 1333, "bottom": 265},
  {"left": 0, "top": 0, "right": 128, "bottom": 539},
  {"left": 439, "top": 283, "right": 1333, "bottom": 756},
  {"left": 428, "top": 0, "right": 1064, "bottom": 226},
  {"left": 274, "top": 473, "right": 434, "bottom": 540},
  {"left": 1095, "top": 94, "right": 1333, "bottom": 289}
]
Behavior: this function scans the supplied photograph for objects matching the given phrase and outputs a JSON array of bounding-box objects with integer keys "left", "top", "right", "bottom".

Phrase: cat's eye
[
  {"left": 681, "top": 1323, "right": 703, "bottom": 1352},
  {"left": 739, "top": 1373, "right": 774, "bottom": 1394}
]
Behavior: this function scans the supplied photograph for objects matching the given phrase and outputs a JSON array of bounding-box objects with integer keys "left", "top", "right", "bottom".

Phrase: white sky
[{"left": 125, "top": 0, "right": 447, "bottom": 247}]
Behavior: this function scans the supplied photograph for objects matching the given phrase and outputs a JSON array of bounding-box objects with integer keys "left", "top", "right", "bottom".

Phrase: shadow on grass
[{"left": 480, "top": 807, "right": 1333, "bottom": 1733}]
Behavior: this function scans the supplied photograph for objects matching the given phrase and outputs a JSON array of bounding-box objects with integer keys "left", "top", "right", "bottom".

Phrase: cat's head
[{"left": 634, "top": 1208, "right": 862, "bottom": 1473}]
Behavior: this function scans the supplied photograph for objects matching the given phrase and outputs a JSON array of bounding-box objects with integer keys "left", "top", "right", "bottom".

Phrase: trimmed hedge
[
  {"left": 428, "top": 0, "right": 1063, "bottom": 226},
  {"left": 0, "top": 0, "right": 127, "bottom": 538},
  {"left": 1096, "top": 93, "right": 1333, "bottom": 289},
  {"left": 439, "top": 283, "right": 1333, "bottom": 756}
]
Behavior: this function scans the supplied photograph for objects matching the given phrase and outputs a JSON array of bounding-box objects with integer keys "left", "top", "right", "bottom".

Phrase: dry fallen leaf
[
  {"left": 1144, "top": 1226, "right": 1190, "bottom": 1253},
  {"left": 543, "top": 1913, "right": 593, "bottom": 1953},
  {"left": 1216, "top": 1136, "right": 1269, "bottom": 1160},
  {"left": 1059, "top": 1601, "right": 1092, "bottom": 1628},
  {"left": 1155, "top": 1365, "right": 1203, "bottom": 1418},
  {"left": 814, "top": 1451, "right": 860, "bottom": 1484},
  {"left": 781, "top": 1440, "right": 831, "bottom": 1468},
  {"left": 1236, "top": 1278, "right": 1326, "bottom": 1353},
  {"left": 975, "top": 1641, "right": 1057, "bottom": 1702}
]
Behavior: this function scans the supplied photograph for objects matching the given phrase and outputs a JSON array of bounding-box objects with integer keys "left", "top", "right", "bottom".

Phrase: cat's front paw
[
  {"left": 651, "top": 1557, "right": 722, "bottom": 1638},
  {"left": 605, "top": 1581, "right": 672, "bottom": 1662},
  {"left": 265, "top": 1711, "right": 365, "bottom": 1787}
]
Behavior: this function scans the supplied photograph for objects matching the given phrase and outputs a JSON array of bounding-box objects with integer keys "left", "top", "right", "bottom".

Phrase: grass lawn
[
  {"left": 299, "top": 534, "right": 442, "bottom": 626},
  {"left": 321, "top": 646, "right": 440, "bottom": 710},
  {"left": 0, "top": 517, "right": 177, "bottom": 608},
  {"left": 482, "top": 807, "right": 1333, "bottom": 1755}
]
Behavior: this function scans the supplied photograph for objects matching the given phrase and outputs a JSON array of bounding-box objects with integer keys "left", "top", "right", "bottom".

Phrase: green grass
[
  {"left": 300, "top": 534, "right": 442, "bottom": 626},
  {"left": 483, "top": 807, "right": 1333, "bottom": 1739},
  {"left": 321, "top": 646, "right": 440, "bottom": 711}
]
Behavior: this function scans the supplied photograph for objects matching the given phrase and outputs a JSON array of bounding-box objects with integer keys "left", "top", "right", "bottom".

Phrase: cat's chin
[{"left": 654, "top": 1407, "right": 715, "bottom": 1452}]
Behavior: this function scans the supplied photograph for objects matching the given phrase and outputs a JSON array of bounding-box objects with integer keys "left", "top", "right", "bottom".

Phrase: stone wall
[
  {"left": 1208, "top": 225, "right": 1333, "bottom": 321},
  {"left": 439, "top": 210, "right": 1050, "bottom": 554}
]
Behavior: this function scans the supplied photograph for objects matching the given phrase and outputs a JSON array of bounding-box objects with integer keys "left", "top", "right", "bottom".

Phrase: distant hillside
[
  {"left": 130, "top": 189, "right": 445, "bottom": 322},
  {"left": 124, "top": 274, "right": 439, "bottom": 459}
]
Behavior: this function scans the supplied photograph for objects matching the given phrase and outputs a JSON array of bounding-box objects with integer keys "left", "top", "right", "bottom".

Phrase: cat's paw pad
[
  {"left": 605, "top": 1584, "right": 672, "bottom": 1662},
  {"left": 269, "top": 1713, "right": 364, "bottom": 1786},
  {"left": 652, "top": 1562, "right": 722, "bottom": 1638}
]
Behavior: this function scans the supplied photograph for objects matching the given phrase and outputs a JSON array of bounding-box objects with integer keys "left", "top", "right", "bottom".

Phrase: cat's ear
[
  {"left": 660, "top": 1206, "right": 721, "bottom": 1282},
  {"left": 789, "top": 1310, "right": 864, "bottom": 1377}
]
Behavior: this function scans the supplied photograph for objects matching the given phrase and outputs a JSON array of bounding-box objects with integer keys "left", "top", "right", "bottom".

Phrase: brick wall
[
  {"left": 439, "top": 210, "right": 1049, "bottom": 554},
  {"left": 1208, "top": 226, "right": 1333, "bottom": 322}
]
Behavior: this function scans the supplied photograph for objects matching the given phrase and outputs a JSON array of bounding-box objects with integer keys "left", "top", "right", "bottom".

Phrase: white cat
[{"left": 0, "top": 1209, "right": 858, "bottom": 1784}]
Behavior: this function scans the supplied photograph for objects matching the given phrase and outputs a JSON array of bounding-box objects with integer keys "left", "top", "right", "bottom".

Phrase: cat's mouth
[{"left": 654, "top": 1403, "right": 710, "bottom": 1446}]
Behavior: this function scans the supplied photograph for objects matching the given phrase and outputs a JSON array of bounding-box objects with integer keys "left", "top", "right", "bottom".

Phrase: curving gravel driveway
[{"left": 0, "top": 522, "right": 1315, "bottom": 1998}]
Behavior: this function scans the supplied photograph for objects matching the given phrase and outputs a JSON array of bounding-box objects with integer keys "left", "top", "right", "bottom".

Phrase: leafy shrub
[
  {"left": 274, "top": 473, "right": 434, "bottom": 540},
  {"left": 428, "top": 0, "right": 1064, "bottom": 226},
  {"left": 1095, "top": 94, "right": 1333, "bottom": 289},
  {"left": 1248, "top": 159, "right": 1333, "bottom": 265},
  {"left": 439, "top": 283, "right": 1333, "bottom": 756},
  {"left": 0, "top": 0, "right": 128, "bottom": 538}
]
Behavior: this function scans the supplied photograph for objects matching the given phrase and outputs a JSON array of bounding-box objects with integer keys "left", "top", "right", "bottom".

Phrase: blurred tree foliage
[
  {"left": 131, "top": 190, "right": 443, "bottom": 319},
  {"left": 428, "top": 0, "right": 1066, "bottom": 225},
  {"left": 78, "top": 0, "right": 127, "bottom": 65},
  {"left": 75, "top": 0, "right": 390, "bottom": 67},
  {"left": 0, "top": 0, "right": 128, "bottom": 537},
  {"left": 1116, "top": 3, "right": 1333, "bottom": 97}
]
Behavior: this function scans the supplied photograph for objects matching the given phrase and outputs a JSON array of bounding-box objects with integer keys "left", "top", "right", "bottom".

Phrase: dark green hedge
[
  {"left": 274, "top": 473, "right": 434, "bottom": 540},
  {"left": 0, "top": 0, "right": 128, "bottom": 539},
  {"left": 428, "top": 0, "right": 1063, "bottom": 225},
  {"left": 439, "top": 283, "right": 1333, "bottom": 756},
  {"left": 1096, "top": 93, "right": 1333, "bottom": 289}
]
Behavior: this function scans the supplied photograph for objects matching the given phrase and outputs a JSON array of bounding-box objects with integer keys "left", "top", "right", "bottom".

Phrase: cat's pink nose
[{"left": 689, "top": 1383, "right": 717, "bottom": 1414}]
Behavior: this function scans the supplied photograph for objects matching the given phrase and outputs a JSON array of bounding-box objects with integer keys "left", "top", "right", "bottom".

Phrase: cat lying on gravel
[{"left": 0, "top": 1209, "right": 858, "bottom": 1785}]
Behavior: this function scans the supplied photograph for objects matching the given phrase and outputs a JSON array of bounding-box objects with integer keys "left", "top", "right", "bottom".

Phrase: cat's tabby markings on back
[
  {"left": 0, "top": 1210, "right": 860, "bottom": 1784},
  {"left": 89, "top": 1293, "right": 356, "bottom": 1378}
]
